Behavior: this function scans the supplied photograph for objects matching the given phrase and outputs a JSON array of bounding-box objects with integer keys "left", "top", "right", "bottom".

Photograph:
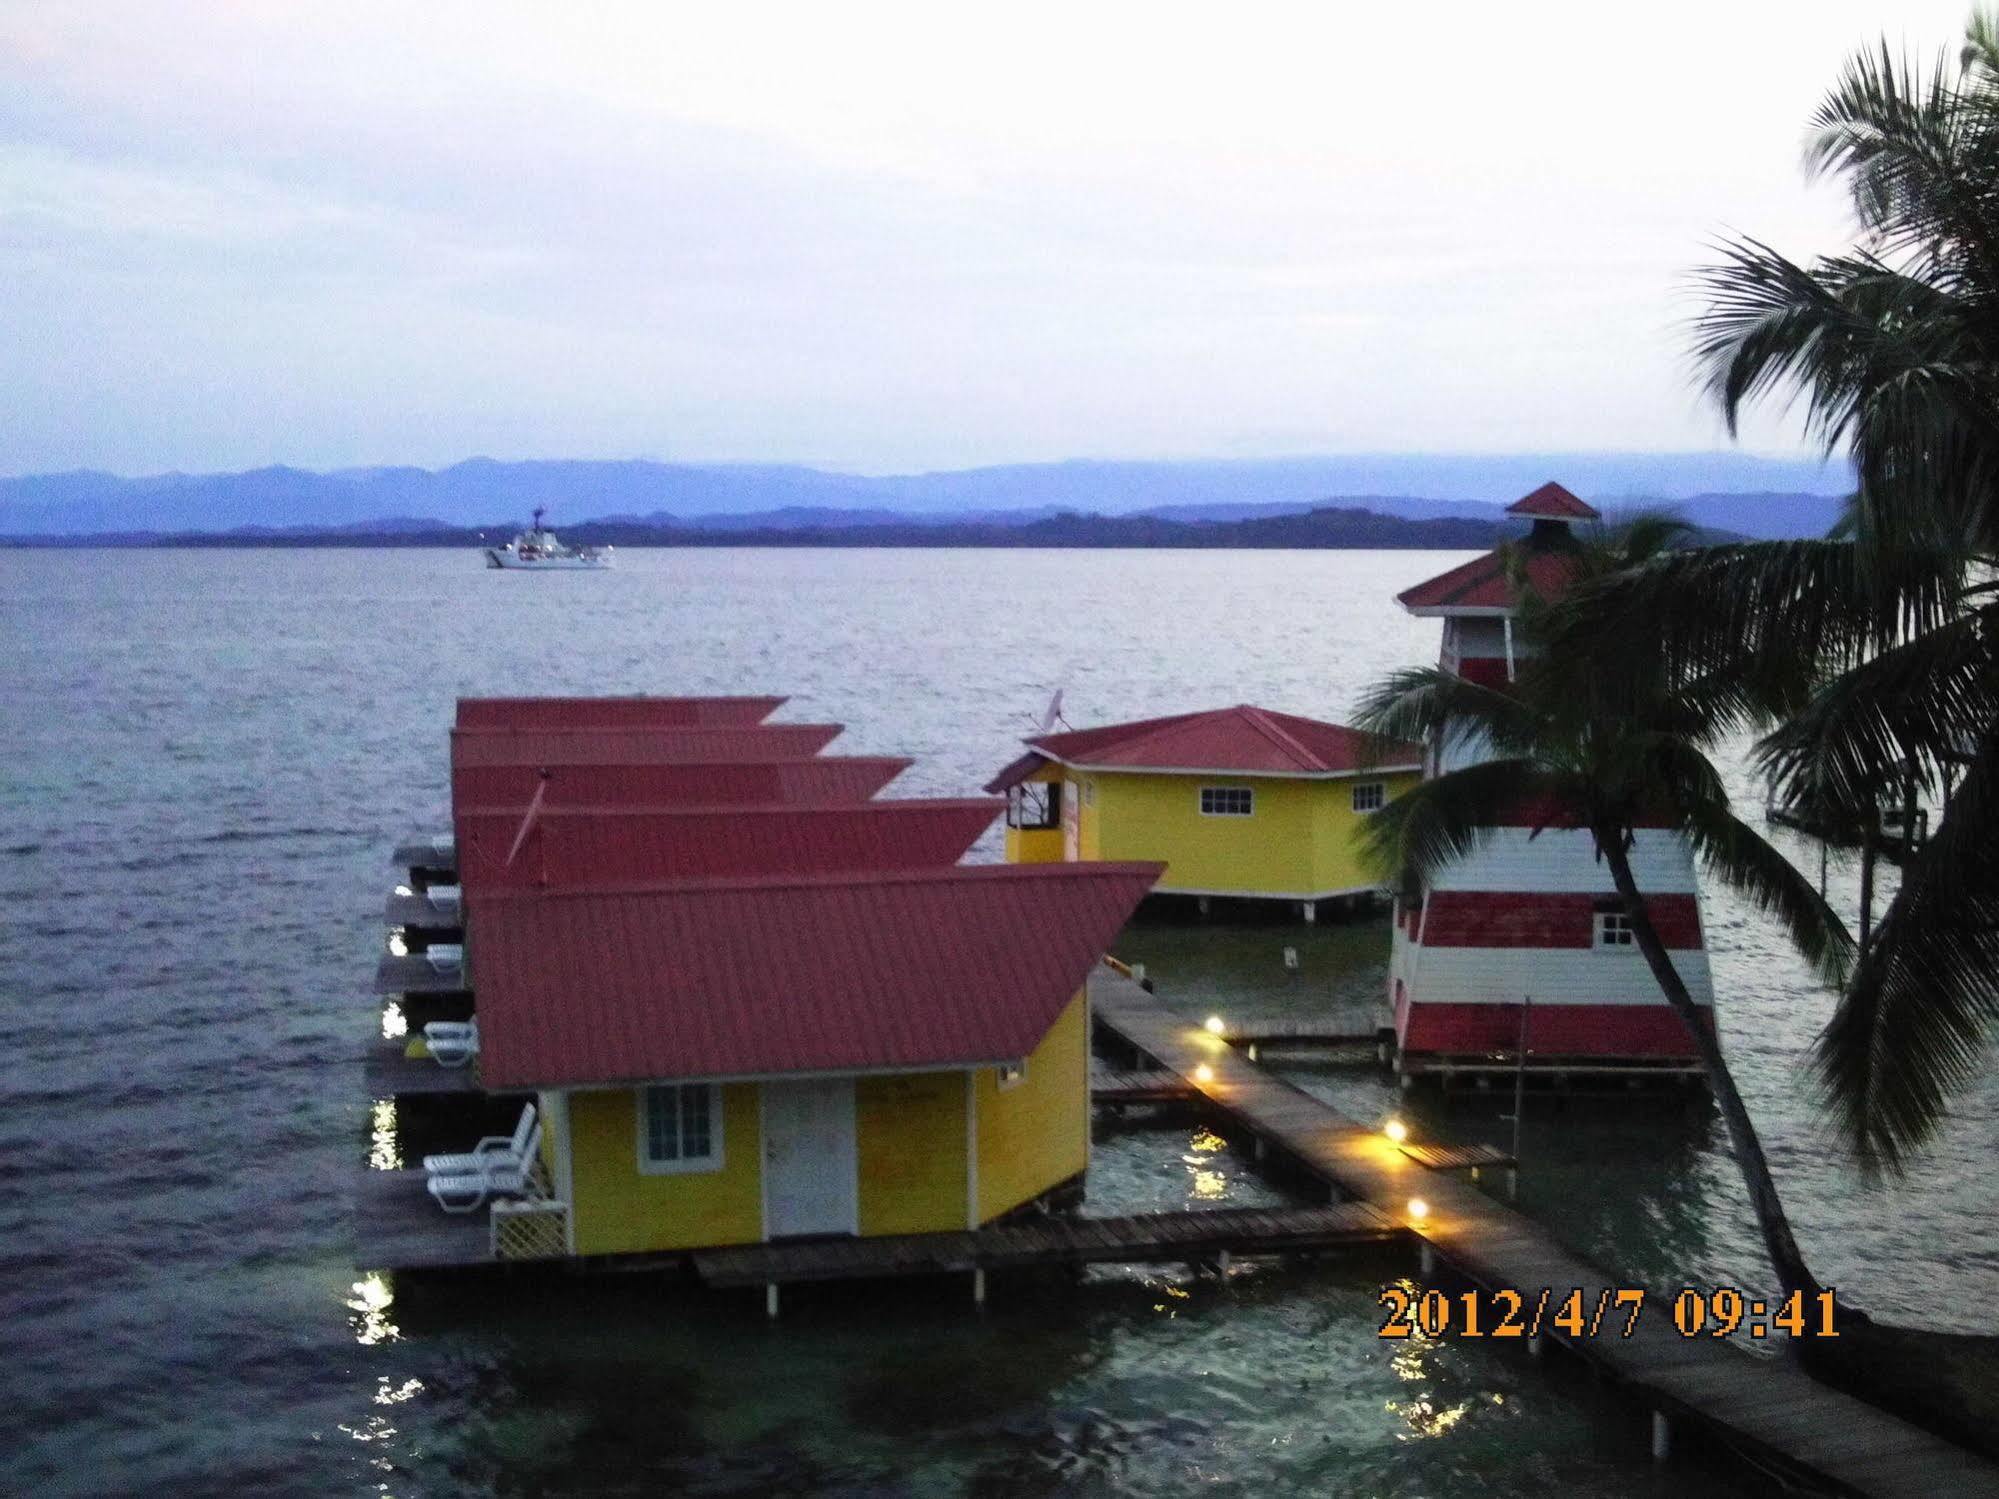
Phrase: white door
[{"left": 762, "top": 1078, "right": 858, "bottom": 1238}]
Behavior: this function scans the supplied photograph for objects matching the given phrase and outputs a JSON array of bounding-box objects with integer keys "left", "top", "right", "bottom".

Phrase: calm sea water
[{"left": 4, "top": 546, "right": 1993, "bottom": 1498}]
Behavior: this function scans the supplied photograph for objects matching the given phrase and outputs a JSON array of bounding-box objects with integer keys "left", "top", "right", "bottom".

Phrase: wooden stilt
[
  {"left": 765, "top": 1283, "right": 779, "bottom": 1320},
  {"left": 972, "top": 1267, "right": 987, "bottom": 1307},
  {"left": 1651, "top": 1410, "right": 1671, "bottom": 1464}
]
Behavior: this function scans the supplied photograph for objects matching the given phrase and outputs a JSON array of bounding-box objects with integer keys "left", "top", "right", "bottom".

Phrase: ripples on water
[{"left": 3, "top": 547, "right": 1989, "bottom": 1496}]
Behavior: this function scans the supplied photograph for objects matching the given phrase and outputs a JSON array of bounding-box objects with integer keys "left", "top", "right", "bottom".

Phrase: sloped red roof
[
  {"left": 1007, "top": 705, "right": 1416, "bottom": 777},
  {"left": 452, "top": 756, "right": 911, "bottom": 811},
  {"left": 448, "top": 723, "right": 842, "bottom": 768},
  {"left": 455, "top": 800, "right": 1001, "bottom": 891},
  {"left": 456, "top": 696, "right": 786, "bottom": 729},
  {"left": 1507, "top": 481, "right": 1600, "bottom": 520},
  {"left": 468, "top": 862, "right": 1164, "bottom": 1088},
  {"left": 1395, "top": 546, "right": 1583, "bottom": 615}
]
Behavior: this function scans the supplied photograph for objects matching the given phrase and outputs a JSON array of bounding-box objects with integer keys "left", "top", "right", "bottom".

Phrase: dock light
[
  {"left": 1203, "top": 1015, "right": 1227, "bottom": 1036},
  {"left": 1406, "top": 1197, "right": 1430, "bottom": 1223},
  {"left": 1383, "top": 1118, "right": 1410, "bottom": 1145},
  {"left": 1194, "top": 1063, "right": 1215, "bottom": 1083}
]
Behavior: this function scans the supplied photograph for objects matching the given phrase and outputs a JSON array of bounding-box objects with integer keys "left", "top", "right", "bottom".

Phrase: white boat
[{"left": 485, "top": 507, "right": 612, "bottom": 569}]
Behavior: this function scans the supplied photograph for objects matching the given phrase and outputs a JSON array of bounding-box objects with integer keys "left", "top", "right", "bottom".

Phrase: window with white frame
[
  {"left": 1199, "top": 786, "right": 1254, "bottom": 817},
  {"left": 996, "top": 1060, "right": 1028, "bottom": 1090},
  {"left": 1351, "top": 781, "right": 1386, "bottom": 813},
  {"left": 638, "top": 1083, "right": 723, "bottom": 1172},
  {"left": 1595, "top": 911, "right": 1636, "bottom": 949}
]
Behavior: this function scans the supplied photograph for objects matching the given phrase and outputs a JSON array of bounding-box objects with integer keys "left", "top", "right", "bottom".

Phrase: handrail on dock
[{"left": 1088, "top": 968, "right": 1999, "bottom": 1499}]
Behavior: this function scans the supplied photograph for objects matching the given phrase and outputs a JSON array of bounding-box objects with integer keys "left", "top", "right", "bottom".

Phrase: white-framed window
[
  {"left": 1595, "top": 911, "right": 1636, "bottom": 949},
  {"left": 638, "top": 1083, "right": 723, "bottom": 1173},
  {"left": 1351, "top": 781, "right": 1386, "bottom": 814},
  {"left": 996, "top": 1060, "right": 1028, "bottom": 1091},
  {"left": 1006, "top": 781, "right": 1061, "bottom": 830},
  {"left": 1199, "top": 786, "right": 1254, "bottom": 817}
]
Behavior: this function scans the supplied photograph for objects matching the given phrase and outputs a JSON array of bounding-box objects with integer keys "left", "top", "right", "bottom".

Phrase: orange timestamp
[{"left": 1378, "top": 1284, "right": 1843, "bottom": 1341}]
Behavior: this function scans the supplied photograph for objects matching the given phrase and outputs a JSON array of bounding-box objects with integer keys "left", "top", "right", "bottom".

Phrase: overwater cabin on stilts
[{"left": 986, "top": 704, "right": 1420, "bottom": 921}]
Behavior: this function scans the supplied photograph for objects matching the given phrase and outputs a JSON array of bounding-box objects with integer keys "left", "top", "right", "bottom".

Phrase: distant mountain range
[{"left": 0, "top": 453, "right": 1854, "bottom": 542}]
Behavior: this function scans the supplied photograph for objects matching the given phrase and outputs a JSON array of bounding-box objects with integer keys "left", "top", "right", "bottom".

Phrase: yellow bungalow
[
  {"left": 987, "top": 704, "right": 1421, "bottom": 918},
  {"left": 457, "top": 862, "right": 1161, "bottom": 1262}
]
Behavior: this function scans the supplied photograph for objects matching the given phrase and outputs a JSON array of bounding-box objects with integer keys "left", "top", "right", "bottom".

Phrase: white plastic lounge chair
[
  {"left": 427, "top": 1160, "right": 531, "bottom": 1213},
  {"left": 431, "top": 834, "right": 455, "bottom": 859},
  {"left": 423, "top": 943, "right": 465, "bottom": 974},
  {"left": 425, "top": 884, "right": 462, "bottom": 914},
  {"left": 422, "top": 1103, "right": 538, "bottom": 1178},
  {"left": 423, "top": 1017, "right": 478, "bottom": 1068}
]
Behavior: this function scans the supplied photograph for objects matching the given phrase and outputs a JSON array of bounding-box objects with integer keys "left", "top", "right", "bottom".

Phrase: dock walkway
[
  {"left": 1091, "top": 968, "right": 1999, "bottom": 1499},
  {"left": 692, "top": 1201, "right": 1396, "bottom": 1289}
]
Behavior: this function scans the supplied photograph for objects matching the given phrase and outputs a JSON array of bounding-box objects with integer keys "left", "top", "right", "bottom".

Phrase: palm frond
[
  {"left": 1362, "top": 759, "right": 1565, "bottom": 883},
  {"left": 1683, "top": 805, "right": 1856, "bottom": 991},
  {"left": 1814, "top": 729, "right": 1999, "bottom": 1171},
  {"left": 1352, "top": 666, "right": 1536, "bottom": 763}
]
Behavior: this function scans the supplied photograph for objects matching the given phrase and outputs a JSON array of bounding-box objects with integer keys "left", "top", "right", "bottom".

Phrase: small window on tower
[
  {"left": 1351, "top": 782, "right": 1386, "bottom": 813},
  {"left": 1596, "top": 911, "right": 1636, "bottom": 949}
]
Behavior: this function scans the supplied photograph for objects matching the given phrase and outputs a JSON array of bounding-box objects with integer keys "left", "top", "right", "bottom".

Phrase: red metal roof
[
  {"left": 1507, "top": 481, "right": 1600, "bottom": 520},
  {"left": 1012, "top": 705, "right": 1416, "bottom": 776},
  {"left": 467, "top": 862, "right": 1165, "bottom": 1088},
  {"left": 456, "top": 696, "right": 786, "bottom": 729},
  {"left": 1395, "top": 546, "right": 1583, "bottom": 615},
  {"left": 448, "top": 724, "right": 842, "bottom": 768},
  {"left": 455, "top": 800, "right": 1002, "bottom": 891},
  {"left": 984, "top": 751, "right": 1051, "bottom": 794},
  {"left": 452, "top": 756, "right": 911, "bottom": 811}
]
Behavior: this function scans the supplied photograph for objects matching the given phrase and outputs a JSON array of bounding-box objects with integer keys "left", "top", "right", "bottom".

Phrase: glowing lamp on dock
[
  {"left": 1383, "top": 1118, "right": 1410, "bottom": 1145},
  {"left": 1203, "top": 1015, "right": 1227, "bottom": 1036},
  {"left": 1194, "top": 1063, "right": 1215, "bottom": 1083},
  {"left": 1406, "top": 1197, "right": 1430, "bottom": 1223}
]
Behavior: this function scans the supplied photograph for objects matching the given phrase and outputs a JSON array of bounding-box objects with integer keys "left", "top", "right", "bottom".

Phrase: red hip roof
[
  {"left": 1016, "top": 704, "right": 1415, "bottom": 775},
  {"left": 448, "top": 724, "right": 842, "bottom": 767},
  {"left": 467, "top": 862, "right": 1164, "bottom": 1088},
  {"left": 454, "top": 800, "right": 1001, "bottom": 891},
  {"left": 451, "top": 756, "right": 911, "bottom": 811}
]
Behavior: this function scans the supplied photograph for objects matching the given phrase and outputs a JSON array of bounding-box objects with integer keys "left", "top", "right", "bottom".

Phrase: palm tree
[
  {"left": 1358, "top": 518, "right": 1854, "bottom": 1300},
  {"left": 1545, "top": 10, "right": 1999, "bottom": 1173}
]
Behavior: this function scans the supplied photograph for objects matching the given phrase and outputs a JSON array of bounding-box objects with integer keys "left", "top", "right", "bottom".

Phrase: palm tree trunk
[
  {"left": 1597, "top": 829, "right": 1826, "bottom": 1301},
  {"left": 1858, "top": 825, "right": 1877, "bottom": 959}
]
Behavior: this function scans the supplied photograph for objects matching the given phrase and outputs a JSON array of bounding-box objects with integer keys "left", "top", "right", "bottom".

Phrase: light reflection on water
[{"left": 6, "top": 547, "right": 1981, "bottom": 1497}]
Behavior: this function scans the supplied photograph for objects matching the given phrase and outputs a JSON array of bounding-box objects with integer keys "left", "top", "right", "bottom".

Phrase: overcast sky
[{"left": 0, "top": 2, "right": 1975, "bottom": 477}]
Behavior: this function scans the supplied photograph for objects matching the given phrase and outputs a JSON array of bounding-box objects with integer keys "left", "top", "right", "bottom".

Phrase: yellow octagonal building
[{"left": 987, "top": 704, "right": 1421, "bottom": 919}]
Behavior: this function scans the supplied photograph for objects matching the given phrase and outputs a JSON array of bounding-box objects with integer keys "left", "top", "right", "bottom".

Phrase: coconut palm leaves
[{"left": 1551, "top": 11, "right": 1999, "bottom": 1171}]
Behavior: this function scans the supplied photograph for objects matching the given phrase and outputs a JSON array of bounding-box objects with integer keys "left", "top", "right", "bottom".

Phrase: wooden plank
[{"left": 1088, "top": 969, "right": 1999, "bottom": 1499}]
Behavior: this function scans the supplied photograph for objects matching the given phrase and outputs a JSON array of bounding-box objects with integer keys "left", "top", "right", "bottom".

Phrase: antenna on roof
[
  {"left": 505, "top": 769, "right": 550, "bottom": 868},
  {"left": 1034, "top": 688, "right": 1068, "bottom": 735}
]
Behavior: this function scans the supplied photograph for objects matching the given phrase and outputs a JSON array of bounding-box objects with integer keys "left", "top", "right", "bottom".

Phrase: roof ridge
[
  {"left": 1232, "top": 704, "right": 1319, "bottom": 770},
  {"left": 467, "top": 860, "right": 1167, "bottom": 902},
  {"left": 457, "top": 798, "right": 1000, "bottom": 820}
]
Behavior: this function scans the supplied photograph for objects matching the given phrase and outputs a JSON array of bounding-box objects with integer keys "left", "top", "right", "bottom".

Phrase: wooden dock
[
  {"left": 692, "top": 1202, "right": 1397, "bottom": 1289},
  {"left": 355, "top": 1169, "right": 492, "bottom": 1269},
  {"left": 1090, "top": 968, "right": 1999, "bottom": 1499},
  {"left": 1090, "top": 1063, "right": 1194, "bottom": 1103},
  {"left": 1223, "top": 1016, "right": 1387, "bottom": 1049}
]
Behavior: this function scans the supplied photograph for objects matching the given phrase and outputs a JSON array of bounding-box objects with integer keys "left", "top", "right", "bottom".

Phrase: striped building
[{"left": 1386, "top": 483, "right": 1713, "bottom": 1081}]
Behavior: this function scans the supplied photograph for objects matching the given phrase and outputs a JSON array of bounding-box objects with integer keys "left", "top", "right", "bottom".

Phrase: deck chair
[
  {"left": 423, "top": 943, "right": 465, "bottom": 974},
  {"left": 423, "top": 1017, "right": 478, "bottom": 1067},
  {"left": 427, "top": 1160, "right": 531, "bottom": 1214},
  {"left": 422, "top": 1102, "right": 537, "bottom": 1178}
]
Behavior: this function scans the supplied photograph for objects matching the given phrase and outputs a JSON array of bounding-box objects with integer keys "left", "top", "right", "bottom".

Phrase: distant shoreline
[{"left": 1, "top": 506, "right": 1528, "bottom": 551}]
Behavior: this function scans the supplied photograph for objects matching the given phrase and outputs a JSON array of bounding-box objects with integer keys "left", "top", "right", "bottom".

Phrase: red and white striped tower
[{"left": 1387, "top": 482, "right": 1714, "bottom": 1083}]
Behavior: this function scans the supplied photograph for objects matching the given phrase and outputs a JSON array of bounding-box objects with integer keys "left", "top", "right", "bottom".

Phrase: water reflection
[
  {"left": 379, "top": 1001, "right": 406, "bottom": 1041},
  {"left": 367, "top": 1099, "right": 401, "bottom": 1171},
  {"left": 347, "top": 1273, "right": 400, "bottom": 1346},
  {"left": 1183, "top": 1126, "right": 1229, "bottom": 1201}
]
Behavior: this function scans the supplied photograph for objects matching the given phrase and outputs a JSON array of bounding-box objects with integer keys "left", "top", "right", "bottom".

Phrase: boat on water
[{"left": 485, "top": 507, "right": 611, "bottom": 569}]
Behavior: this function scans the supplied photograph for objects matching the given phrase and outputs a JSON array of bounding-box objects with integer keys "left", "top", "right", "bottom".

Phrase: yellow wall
[
  {"left": 1075, "top": 776, "right": 1101, "bottom": 860},
  {"left": 1057, "top": 770, "right": 1420, "bottom": 897},
  {"left": 565, "top": 1082, "right": 764, "bottom": 1256},
  {"left": 1312, "top": 769, "right": 1422, "bottom": 892},
  {"left": 1004, "top": 764, "right": 1070, "bottom": 864},
  {"left": 974, "top": 989, "right": 1089, "bottom": 1223},
  {"left": 856, "top": 1072, "right": 968, "bottom": 1235}
]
